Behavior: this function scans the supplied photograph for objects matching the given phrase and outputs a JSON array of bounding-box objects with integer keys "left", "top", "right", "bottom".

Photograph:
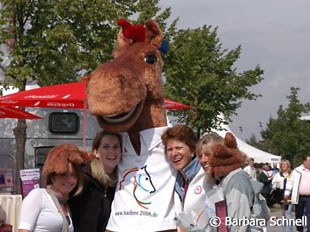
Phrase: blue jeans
[
  {"left": 295, "top": 195, "right": 310, "bottom": 231},
  {"left": 282, "top": 204, "right": 293, "bottom": 232}
]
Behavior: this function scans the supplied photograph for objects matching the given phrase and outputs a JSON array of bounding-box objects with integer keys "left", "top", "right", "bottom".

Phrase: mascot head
[{"left": 87, "top": 19, "right": 167, "bottom": 133}]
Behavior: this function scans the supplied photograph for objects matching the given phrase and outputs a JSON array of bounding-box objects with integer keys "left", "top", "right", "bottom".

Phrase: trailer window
[
  {"left": 35, "top": 146, "right": 54, "bottom": 168},
  {"left": 49, "top": 112, "right": 79, "bottom": 134}
]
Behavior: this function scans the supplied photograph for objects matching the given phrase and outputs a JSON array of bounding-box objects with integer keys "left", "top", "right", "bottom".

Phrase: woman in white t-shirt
[{"left": 18, "top": 144, "right": 90, "bottom": 232}]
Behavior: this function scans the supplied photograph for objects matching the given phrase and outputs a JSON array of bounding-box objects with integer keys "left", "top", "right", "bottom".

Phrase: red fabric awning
[
  {"left": 0, "top": 79, "right": 191, "bottom": 110},
  {"left": 0, "top": 106, "right": 42, "bottom": 119}
]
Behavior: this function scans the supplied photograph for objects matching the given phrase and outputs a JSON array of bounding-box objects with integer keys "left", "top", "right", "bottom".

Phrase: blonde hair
[
  {"left": 90, "top": 158, "right": 117, "bottom": 187},
  {"left": 90, "top": 130, "right": 122, "bottom": 187},
  {"left": 280, "top": 159, "right": 291, "bottom": 173}
]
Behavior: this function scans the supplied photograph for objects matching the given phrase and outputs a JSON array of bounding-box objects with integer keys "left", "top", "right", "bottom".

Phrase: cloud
[{"left": 160, "top": 0, "right": 310, "bottom": 139}]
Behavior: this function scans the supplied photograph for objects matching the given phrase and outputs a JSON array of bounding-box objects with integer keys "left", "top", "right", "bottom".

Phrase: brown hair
[
  {"left": 161, "top": 124, "right": 197, "bottom": 153},
  {"left": 90, "top": 130, "right": 122, "bottom": 187},
  {"left": 42, "top": 144, "right": 88, "bottom": 195}
]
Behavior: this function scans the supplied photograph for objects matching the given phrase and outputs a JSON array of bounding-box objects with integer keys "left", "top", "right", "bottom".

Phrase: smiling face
[
  {"left": 95, "top": 135, "right": 122, "bottom": 174},
  {"left": 51, "top": 163, "right": 78, "bottom": 196},
  {"left": 197, "top": 145, "right": 212, "bottom": 174},
  {"left": 87, "top": 26, "right": 166, "bottom": 134},
  {"left": 166, "top": 139, "right": 194, "bottom": 171}
]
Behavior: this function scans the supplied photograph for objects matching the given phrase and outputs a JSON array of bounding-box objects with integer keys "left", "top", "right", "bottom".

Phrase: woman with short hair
[
  {"left": 161, "top": 124, "right": 210, "bottom": 231},
  {"left": 18, "top": 144, "right": 89, "bottom": 232}
]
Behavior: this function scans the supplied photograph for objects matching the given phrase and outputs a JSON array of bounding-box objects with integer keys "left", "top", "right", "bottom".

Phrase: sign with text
[{"left": 20, "top": 169, "right": 40, "bottom": 198}]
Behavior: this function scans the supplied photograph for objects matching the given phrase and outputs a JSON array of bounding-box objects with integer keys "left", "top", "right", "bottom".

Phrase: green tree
[
  {"left": 246, "top": 134, "right": 265, "bottom": 151},
  {"left": 0, "top": 0, "right": 172, "bottom": 193},
  {"left": 163, "top": 26, "right": 263, "bottom": 137},
  {"left": 261, "top": 87, "right": 310, "bottom": 166}
]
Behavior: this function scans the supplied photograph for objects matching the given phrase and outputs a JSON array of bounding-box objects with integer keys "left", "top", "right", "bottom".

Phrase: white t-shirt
[
  {"left": 18, "top": 188, "right": 74, "bottom": 232},
  {"left": 107, "top": 127, "right": 177, "bottom": 232}
]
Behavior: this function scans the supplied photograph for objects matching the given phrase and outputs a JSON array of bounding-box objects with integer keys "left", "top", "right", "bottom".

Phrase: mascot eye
[{"left": 144, "top": 53, "right": 157, "bottom": 64}]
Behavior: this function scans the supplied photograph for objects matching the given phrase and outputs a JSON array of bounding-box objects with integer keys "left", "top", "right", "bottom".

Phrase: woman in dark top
[
  {"left": 69, "top": 131, "right": 122, "bottom": 232},
  {"left": 258, "top": 163, "right": 273, "bottom": 207}
]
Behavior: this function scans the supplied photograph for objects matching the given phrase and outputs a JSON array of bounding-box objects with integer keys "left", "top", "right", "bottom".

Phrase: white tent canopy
[
  {"left": 300, "top": 115, "right": 310, "bottom": 121},
  {"left": 212, "top": 124, "right": 281, "bottom": 164}
]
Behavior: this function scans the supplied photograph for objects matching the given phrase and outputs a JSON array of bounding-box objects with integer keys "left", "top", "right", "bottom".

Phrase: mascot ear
[
  {"left": 208, "top": 132, "right": 244, "bottom": 179},
  {"left": 224, "top": 132, "right": 237, "bottom": 149},
  {"left": 115, "top": 19, "right": 164, "bottom": 51},
  {"left": 145, "top": 20, "right": 164, "bottom": 47}
]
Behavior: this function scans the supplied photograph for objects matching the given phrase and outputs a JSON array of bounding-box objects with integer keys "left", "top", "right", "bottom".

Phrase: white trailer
[{"left": 0, "top": 108, "right": 101, "bottom": 192}]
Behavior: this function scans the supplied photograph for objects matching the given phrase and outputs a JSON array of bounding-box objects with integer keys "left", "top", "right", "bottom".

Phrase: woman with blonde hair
[
  {"left": 69, "top": 131, "right": 122, "bottom": 232},
  {"left": 18, "top": 143, "right": 89, "bottom": 232},
  {"left": 272, "top": 159, "right": 293, "bottom": 232}
]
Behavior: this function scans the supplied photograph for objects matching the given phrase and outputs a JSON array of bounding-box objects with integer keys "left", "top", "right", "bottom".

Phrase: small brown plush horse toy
[{"left": 87, "top": 19, "right": 177, "bottom": 232}]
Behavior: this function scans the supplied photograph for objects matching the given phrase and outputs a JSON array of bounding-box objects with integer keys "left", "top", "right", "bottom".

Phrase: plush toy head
[
  {"left": 42, "top": 144, "right": 94, "bottom": 178},
  {"left": 198, "top": 132, "right": 246, "bottom": 180},
  {"left": 87, "top": 19, "right": 166, "bottom": 134}
]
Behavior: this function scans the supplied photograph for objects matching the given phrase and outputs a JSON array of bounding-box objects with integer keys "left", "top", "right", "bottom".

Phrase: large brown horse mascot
[{"left": 87, "top": 19, "right": 176, "bottom": 232}]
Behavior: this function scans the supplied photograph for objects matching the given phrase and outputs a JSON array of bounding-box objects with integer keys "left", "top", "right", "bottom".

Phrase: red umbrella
[
  {"left": 0, "top": 106, "right": 42, "bottom": 119},
  {"left": 0, "top": 79, "right": 191, "bottom": 110},
  {"left": 0, "top": 79, "right": 87, "bottom": 109},
  {"left": 164, "top": 98, "right": 191, "bottom": 110}
]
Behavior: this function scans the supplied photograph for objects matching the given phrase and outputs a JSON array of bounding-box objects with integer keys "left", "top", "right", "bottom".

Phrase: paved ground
[{"left": 267, "top": 204, "right": 296, "bottom": 232}]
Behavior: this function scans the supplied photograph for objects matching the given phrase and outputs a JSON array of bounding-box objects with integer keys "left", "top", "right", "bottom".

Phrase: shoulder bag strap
[{"left": 46, "top": 186, "right": 69, "bottom": 232}]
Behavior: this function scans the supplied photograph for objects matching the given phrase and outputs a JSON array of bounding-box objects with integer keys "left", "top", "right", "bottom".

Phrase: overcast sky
[{"left": 160, "top": 0, "right": 310, "bottom": 140}]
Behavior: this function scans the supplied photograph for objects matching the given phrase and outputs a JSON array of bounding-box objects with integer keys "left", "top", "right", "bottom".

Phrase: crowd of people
[
  {"left": 242, "top": 154, "right": 310, "bottom": 232},
  {"left": 17, "top": 125, "right": 310, "bottom": 232}
]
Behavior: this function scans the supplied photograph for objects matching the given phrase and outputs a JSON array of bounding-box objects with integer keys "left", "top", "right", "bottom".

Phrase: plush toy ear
[
  {"left": 208, "top": 133, "right": 244, "bottom": 179},
  {"left": 116, "top": 19, "right": 164, "bottom": 50},
  {"left": 225, "top": 132, "right": 237, "bottom": 149},
  {"left": 144, "top": 20, "right": 164, "bottom": 47},
  {"left": 117, "top": 19, "right": 146, "bottom": 42}
]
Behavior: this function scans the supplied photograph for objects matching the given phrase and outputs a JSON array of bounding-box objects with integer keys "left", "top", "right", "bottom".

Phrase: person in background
[
  {"left": 272, "top": 159, "right": 293, "bottom": 232},
  {"left": 161, "top": 124, "right": 208, "bottom": 232},
  {"left": 198, "top": 132, "right": 255, "bottom": 232},
  {"left": 18, "top": 144, "right": 89, "bottom": 232},
  {"left": 272, "top": 162, "right": 280, "bottom": 175},
  {"left": 68, "top": 131, "right": 122, "bottom": 232},
  {"left": 243, "top": 157, "right": 257, "bottom": 180},
  {"left": 285, "top": 155, "right": 310, "bottom": 232},
  {"left": 258, "top": 163, "right": 273, "bottom": 207}
]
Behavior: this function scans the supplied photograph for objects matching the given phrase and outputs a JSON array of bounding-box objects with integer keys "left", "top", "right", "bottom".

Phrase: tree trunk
[
  {"left": 196, "top": 127, "right": 201, "bottom": 139},
  {"left": 13, "top": 118, "right": 27, "bottom": 194}
]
